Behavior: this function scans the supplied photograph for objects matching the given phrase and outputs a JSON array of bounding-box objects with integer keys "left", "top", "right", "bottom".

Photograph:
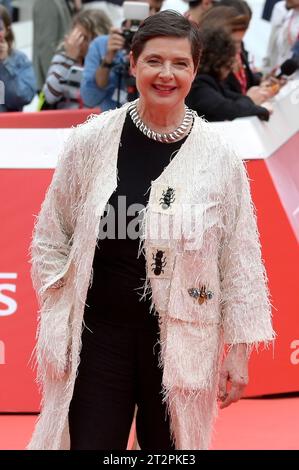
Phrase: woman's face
[
  {"left": 130, "top": 36, "right": 196, "bottom": 109},
  {"left": 231, "top": 30, "right": 246, "bottom": 54}
]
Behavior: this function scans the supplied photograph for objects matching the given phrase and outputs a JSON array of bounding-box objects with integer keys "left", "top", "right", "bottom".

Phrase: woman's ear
[{"left": 129, "top": 51, "right": 136, "bottom": 77}]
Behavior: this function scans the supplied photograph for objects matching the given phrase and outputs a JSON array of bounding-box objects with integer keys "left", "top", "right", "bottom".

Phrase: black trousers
[{"left": 68, "top": 314, "right": 174, "bottom": 450}]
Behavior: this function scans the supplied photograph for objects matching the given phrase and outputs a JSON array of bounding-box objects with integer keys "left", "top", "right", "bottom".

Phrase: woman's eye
[
  {"left": 148, "top": 59, "right": 160, "bottom": 65},
  {"left": 175, "top": 62, "right": 188, "bottom": 67}
]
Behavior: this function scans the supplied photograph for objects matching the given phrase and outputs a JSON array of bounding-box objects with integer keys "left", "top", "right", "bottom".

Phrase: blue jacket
[
  {"left": 0, "top": 50, "right": 36, "bottom": 112},
  {"left": 80, "top": 35, "right": 127, "bottom": 111}
]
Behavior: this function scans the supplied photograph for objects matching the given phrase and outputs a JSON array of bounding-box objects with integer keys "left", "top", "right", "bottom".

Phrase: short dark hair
[
  {"left": 131, "top": 10, "right": 203, "bottom": 70},
  {"left": 199, "top": 27, "right": 236, "bottom": 78}
]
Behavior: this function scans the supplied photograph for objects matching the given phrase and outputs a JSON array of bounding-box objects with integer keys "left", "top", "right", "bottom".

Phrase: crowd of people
[{"left": 0, "top": 0, "right": 298, "bottom": 120}]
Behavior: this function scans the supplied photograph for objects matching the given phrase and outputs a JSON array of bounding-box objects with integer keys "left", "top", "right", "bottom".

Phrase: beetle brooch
[
  {"left": 159, "top": 187, "right": 175, "bottom": 210},
  {"left": 151, "top": 249, "right": 167, "bottom": 276}
]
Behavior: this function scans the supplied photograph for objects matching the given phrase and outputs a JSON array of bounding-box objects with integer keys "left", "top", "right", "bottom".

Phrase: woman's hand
[
  {"left": 261, "top": 101, "right": 274, "bottom": 115},
  {"left": 64, "top": 27, "right": 85, "bottom": 61},
  {"left": 246, "top": 85, "right": 272, "bottom": 105},
  {"left": 218, "top": 343, "right": 249, "bottom": 409},
  {"left": 0, "top": 38, "right": 8, "bottom": 61},
  {"left": 260, "top": 77, "right": 282, "bottom": 98}
]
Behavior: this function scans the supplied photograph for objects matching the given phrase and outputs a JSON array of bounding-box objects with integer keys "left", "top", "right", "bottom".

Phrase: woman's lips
[{"left": 152, "top": 84, "right": 177, "bottom": 94}]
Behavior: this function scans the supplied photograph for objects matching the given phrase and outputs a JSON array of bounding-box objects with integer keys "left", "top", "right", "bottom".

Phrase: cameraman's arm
[{"left": 95, "top": 29, "right": 124, "bottom": 88}]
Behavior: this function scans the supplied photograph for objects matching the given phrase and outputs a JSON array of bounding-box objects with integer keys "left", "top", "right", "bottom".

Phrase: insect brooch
[
  {"left": 159, "top": 187, "right": 175, "bottom": 210},
  {"left": 188, "top": 285, "right": 213, "bottom": 305},
  {"left": 151, "top": 249, "right": 167, "bottom": 276}
]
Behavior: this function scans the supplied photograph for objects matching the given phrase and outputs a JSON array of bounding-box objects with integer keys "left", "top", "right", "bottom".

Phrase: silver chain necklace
[{"left": 128, "top": 100, "right": 195, "bottom": 144}]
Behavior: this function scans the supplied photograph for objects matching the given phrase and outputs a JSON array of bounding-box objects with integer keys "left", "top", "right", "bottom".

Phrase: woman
[
  {"left": 41, "top": 9, "right": 111, "bottom": 109},
  {"left": 213, "top": 1, "right": 260, "bottom": 94},
  {"left": 186, "top": 28, "right": 271, "bottom": 121},
  {"left": 28, "top": 11, "right": 274, "bottom": 450},
  {"left": 0, "top": 5, "right": 36, "bottom": 112},
  {"left": 199, "top": 4, "right": 276, "bottom": 105}
]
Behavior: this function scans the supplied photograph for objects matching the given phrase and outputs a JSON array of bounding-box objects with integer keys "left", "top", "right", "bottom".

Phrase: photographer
[
  {"left": 81, "top": 0, "right": 163, "bottom": 110},
  {"left": 81, "top": 25, "right": 126, "bottom": 110}
]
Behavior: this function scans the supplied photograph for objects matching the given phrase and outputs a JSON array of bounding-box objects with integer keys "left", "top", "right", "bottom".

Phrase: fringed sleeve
[
  {"left": 219, "top": 151, "right": 275, "bottom": 347},
  {"left": 30, "top": 128, "right": 81, "bottom": 301}
]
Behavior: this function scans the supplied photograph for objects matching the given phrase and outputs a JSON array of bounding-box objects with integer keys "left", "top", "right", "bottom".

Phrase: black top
[
  {"left": 84, "top": 112, "right": 188, "bottom": 328},
  {"left": 186, "top": 73, "right": 269, "bottom": 122}
]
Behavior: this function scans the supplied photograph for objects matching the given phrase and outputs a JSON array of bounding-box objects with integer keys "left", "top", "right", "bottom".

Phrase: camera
[
  {"left": 122, "top": 27, "right": 137, "bottom": 53},
  {"left": 121, "top": 1, "right": 150, "bottom": 52}
]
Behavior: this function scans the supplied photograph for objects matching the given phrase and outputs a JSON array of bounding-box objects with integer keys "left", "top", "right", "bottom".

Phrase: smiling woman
[{"left": 28, "top": 10, "right": 274, "bottom": 451}]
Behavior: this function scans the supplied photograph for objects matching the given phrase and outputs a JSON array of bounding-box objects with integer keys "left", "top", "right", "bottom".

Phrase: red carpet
[
  {"left": 211, "top": 396, "right": 299, "bottom": 450},
  {"left": 0, "top": 397, "right": 298, "bottom": 450}
]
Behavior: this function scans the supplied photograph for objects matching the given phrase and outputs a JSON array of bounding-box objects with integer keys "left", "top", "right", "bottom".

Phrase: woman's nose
[{"left": 158, "top": 63, "right": 173, "bottom": 80}]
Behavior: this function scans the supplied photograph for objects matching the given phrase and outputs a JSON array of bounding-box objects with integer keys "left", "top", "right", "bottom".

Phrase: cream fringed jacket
[{"left": 28, "top": 103, "right": 275, "bottom": 450}]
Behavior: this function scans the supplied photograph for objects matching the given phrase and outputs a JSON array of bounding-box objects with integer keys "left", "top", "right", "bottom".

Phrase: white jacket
[{"left": 28, "top": 103, "right": 275, "bottom": 450}]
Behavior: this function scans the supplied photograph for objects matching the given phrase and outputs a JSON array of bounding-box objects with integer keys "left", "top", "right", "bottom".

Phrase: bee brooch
[{"left": 188, "top": 285, "right": 213, "bottom": 305}]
